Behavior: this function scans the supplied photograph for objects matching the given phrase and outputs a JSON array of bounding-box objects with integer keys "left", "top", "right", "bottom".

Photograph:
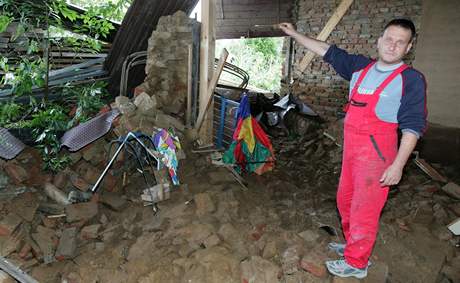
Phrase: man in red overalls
[{"left": 280, "top": 19, "right": 427, "bottom": 278}]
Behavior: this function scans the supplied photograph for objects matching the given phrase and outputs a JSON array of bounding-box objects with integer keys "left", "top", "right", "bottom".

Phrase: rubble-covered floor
[{"left": 0, "top": 130, "right": 459, "bottom": 283}]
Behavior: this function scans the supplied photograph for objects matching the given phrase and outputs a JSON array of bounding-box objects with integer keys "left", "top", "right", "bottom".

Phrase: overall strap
[
  {"left": 373, "top": 64, "right": 409, "bottom": 97},
  {"left": 350, "top": 61, "right": 376, "bottom": 100}
]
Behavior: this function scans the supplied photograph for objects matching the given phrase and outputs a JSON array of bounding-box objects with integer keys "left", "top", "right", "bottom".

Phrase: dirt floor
[{"left": 0, "top": 129, "right": 459, "bottom": 283}]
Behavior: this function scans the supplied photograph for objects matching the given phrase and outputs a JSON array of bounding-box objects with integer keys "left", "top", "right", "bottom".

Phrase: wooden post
[
  {"left": 199, "top": 0, "right": 216, "bottom": 143},
  {"left": 298, "top": 0, "right": 354, "bottom": 72},
  {"left": 195, "top": 49, "right": 229, "bottom": 132},
  {"left": 186, "top": 44, "right": 193, "bottom": 128}
]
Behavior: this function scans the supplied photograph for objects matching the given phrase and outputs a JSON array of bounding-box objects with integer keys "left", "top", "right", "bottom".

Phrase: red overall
[{"left": 338, "top": 61, "right": 408, "bottom": 268}]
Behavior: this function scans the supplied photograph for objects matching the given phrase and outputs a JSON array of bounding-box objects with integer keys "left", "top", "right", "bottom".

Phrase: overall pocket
[{"left": 370, "top": 135, "right": 386, "bottom": 162}]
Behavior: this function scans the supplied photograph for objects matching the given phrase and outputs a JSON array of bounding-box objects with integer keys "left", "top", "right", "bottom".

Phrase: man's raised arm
[{"left": 279, "top": 23, "right": 330, "bottom": 57}]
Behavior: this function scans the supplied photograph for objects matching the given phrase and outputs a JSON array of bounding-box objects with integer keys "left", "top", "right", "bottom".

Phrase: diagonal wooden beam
[{"left": 298, "top": 0, "right": 354, "bottom": 72}]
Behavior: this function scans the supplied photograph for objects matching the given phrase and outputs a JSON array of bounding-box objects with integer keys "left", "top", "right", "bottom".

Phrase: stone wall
[
  {"left": 144, "top": 11, "right": 196, "bottom": 118},
  {"left": 291, "top": 0, "right": 423, "bottom": 121}
]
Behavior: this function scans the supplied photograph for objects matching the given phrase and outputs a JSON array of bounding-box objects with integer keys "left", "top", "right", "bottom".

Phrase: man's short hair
[{"left": 384, "top": 19, "right": 416, "bottom": 41}]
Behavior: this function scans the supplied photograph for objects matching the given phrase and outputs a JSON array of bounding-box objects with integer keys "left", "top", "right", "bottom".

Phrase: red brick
[{"left": 4, "top": 163, "right": 28, "bottom": 184}]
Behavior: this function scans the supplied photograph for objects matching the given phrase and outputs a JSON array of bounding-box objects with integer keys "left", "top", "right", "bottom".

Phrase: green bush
[{"left": 216, "top": 37, "right": 285, "bottom": 92}]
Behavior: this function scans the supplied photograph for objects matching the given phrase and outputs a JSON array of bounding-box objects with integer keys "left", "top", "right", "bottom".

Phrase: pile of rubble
[{"left": 0, "top": 10, "right": 459, "bottom": 283}]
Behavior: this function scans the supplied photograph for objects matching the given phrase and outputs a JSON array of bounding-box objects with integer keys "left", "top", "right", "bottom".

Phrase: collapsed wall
[{"left": 144, "top": 10, "right": 195, "bottom": 117}]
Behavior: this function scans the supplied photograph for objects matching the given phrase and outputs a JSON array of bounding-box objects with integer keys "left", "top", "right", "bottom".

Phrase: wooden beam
[
  {"left": 298, "top": 0, "right": 354, "bottom": 72},
  {"left": 186, "top": 44, "right": 193, "bottom": 128},
  {"left": 198, "top": 0, "right": 216, "bottom": 143},
  {"left": 196, "top": 48, "right": 229, "bottom": 132}
]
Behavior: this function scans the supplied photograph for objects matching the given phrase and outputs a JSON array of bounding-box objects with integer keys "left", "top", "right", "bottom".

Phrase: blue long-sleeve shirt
[{"left": 323, "top": 45, "right": 427, "bottom": 137}]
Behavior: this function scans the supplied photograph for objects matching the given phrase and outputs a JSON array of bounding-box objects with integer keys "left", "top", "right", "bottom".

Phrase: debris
[
  {"left": 100, "top": 192, "right": 127, "bottom": 211},
  {"left": 0, "top": 214, "right": 22, "bottom": 237},
  {"left": 281, "top": 246, "right": 301, "bottom": 275},
  {"left": 65, "top": 202, "right": 98, "bottom": 222},
  {"left": 55, "top": 227, "right": 78, "bottom": 260},
  {"left": 299, "top": 251, "right": 328, "bottom": 278},
  {"left": 115, "top": 96, "right": 136, "bottom": 116},
  {"left": 3, "top": 163, "right": 28, "bottom": 184},
  {"left": 37, "top": 203, "right": 64, "bottom": 215},
  {"left": 0, "top": 255, "right": 39, "bottom": 283},
  {"left": 134, "top": 92, "right": 157, "bottom": 113},
  {"left": 413, "top": 151, "right": 448, "bottom": 183},
  {"left": 448, "top": 218, "right": 460, "bottom": 235},
  {"left": 194, "top": 193, "right": 215, "bottom": 216},
  {"left": 0, "top": 173, "right": 9, "bottom": 190},
  {"left": 67, "top": 190, "right": 92, "bottom": 204},
  {"left": 31, "top": 226, "right": 55, "bottom": 264},
  {"left": 203, "top": 233, "right": 221, "bottom": 248},
  {"left": 240, "top": 256, "right": 281, "bottom": 283},
  {"left": 441, "top": 182, "right": 460, "bottom": 200},
  {"left": 141, "top": 184, "right": 170, "bottom": 204},
  {"left": 43, "top": 183, "right": 70, "bottom": 206},
  {"left": 80, "top": 224, "right": 101, "bottom": 240},
  {"left": 224, "top": 166, "right": 249, "bottom": 191},
  {"left": 323, "top": 131, "right": 342, "bottom": 147},
  {"left": 70, "top": 175, "right": 90, "bottom": 192}
]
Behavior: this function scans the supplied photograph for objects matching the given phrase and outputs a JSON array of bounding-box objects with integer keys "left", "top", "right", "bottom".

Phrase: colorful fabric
[
  {"left": 223, "top": 95, "right": 275, "bottom": 175},
  {"left": 153, "top": 128, "right": 181, "bottom": 185}
]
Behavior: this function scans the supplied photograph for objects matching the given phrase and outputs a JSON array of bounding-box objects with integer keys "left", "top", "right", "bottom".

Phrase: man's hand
[
  {"left": 278, "top": 23, "right": 297, "bottom": 37},
  {"left": 379, "top": 163, "right": 403, "bottom": 187}
]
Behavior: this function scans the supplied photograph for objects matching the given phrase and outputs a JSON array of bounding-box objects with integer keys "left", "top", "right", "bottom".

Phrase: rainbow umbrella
[{"left": 223, "top": 94, "right": 275, "bottom": 175}]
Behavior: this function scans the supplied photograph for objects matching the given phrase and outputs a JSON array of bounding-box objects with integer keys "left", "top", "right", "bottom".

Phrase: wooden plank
[
  {"left": 298, "top": 0, "right": 354, "bottom": 72},
  {"left": 186, "top": 44, "right": 193, "bottom": 128},
  {"left": 215, "top": 3, "right": 292, "bottom": 13},
  {"left": 196, "top": 48, "right": 229, "bottom": 132},
  {"left": 216, "top": 17, "right": 291, "bottom": 27},
  {"left": 215, "top": 10, "right": 291, "bottom": 20},
  {"left": 198, "top": 0, "right": 216, "bottom": 143},
  {"left": 50, "top": 52, "right": 107, "bottom": 58}
]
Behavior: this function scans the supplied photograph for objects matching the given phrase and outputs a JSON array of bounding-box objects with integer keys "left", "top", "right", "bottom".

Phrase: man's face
[{"left": 377, "top": 25, "right": 413, "bottom": 65}]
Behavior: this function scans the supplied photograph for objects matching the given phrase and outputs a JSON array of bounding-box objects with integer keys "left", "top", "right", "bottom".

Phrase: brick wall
[{"left": 291, "top": 0, "right": 423, "bottom": 121}]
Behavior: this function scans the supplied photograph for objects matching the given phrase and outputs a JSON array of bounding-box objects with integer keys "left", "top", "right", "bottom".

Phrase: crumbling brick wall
[
  {"left": 144, "top": 11, "right": 196, "bottom": 117},
  {"left": 292, "top": 0, "right": 423, "bottom": 121}
]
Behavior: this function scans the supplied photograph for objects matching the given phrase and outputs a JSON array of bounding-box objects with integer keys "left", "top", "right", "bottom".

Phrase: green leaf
[
  {"left": 11, "top": 23, "right": 25, "bottom": 42},
  {"left": 0, "top": 15, "right": 12, "bottom": 33}
]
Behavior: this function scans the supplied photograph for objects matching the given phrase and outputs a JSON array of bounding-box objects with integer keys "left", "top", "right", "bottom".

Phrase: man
[{"left": 279, "top": 19, "right": 427, "bottom": 279}]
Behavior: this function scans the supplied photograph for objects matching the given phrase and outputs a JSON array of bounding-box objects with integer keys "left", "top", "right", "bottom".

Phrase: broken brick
[
  {"left": 0, "top": 213, "right": 22, "bottom": 236},
  {"left": 80, "top": 224, "right": 101, "bottom": 240},
  {"left": 55, "top": 227, "right": 78, "bottom": 260},
  {"left": 53, "top": 171, "right": 69, "bottom": 189},
  {"left": 100, "top": 192, "right": 126, "bottom": 211},
  {"left": 70, "top": 174, "right": 90, "bottom": 192},
  {"left": 442, "top": 182, "right": 460, "bottom": 200},
  {"left": 18, "top": 243, "right": 32, "bottom": 259},
  {"left": 65, "top": 202, "right": 98, "bottom": 222},
  {"left": 4, "top": 163, "right": 28, "bottom": 184},
  {"left": 31, "top": 225, "right": 56, "bottom": 263},
  {"left": 299, "top": 252, "right": 328, "bottom": 278}
]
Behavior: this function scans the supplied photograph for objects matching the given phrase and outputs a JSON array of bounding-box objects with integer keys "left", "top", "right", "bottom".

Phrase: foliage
[
  {"left": 216, "top": 37, "right": 285, "bottom": 92},
  {"left": 64, "top": 81, "right": 108, "bottom": 127},
  {"left": 31, "top": 103, "right": 71, "bottom": 172},
  {"left": 0, "top": 101, "right": 23, "bottom": 126},
  {"left": 1, "top": 57, "right": 46, "bottom": 96},
  {"left": 0, "top": 82, "right": 107, "bottom": 172}
]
